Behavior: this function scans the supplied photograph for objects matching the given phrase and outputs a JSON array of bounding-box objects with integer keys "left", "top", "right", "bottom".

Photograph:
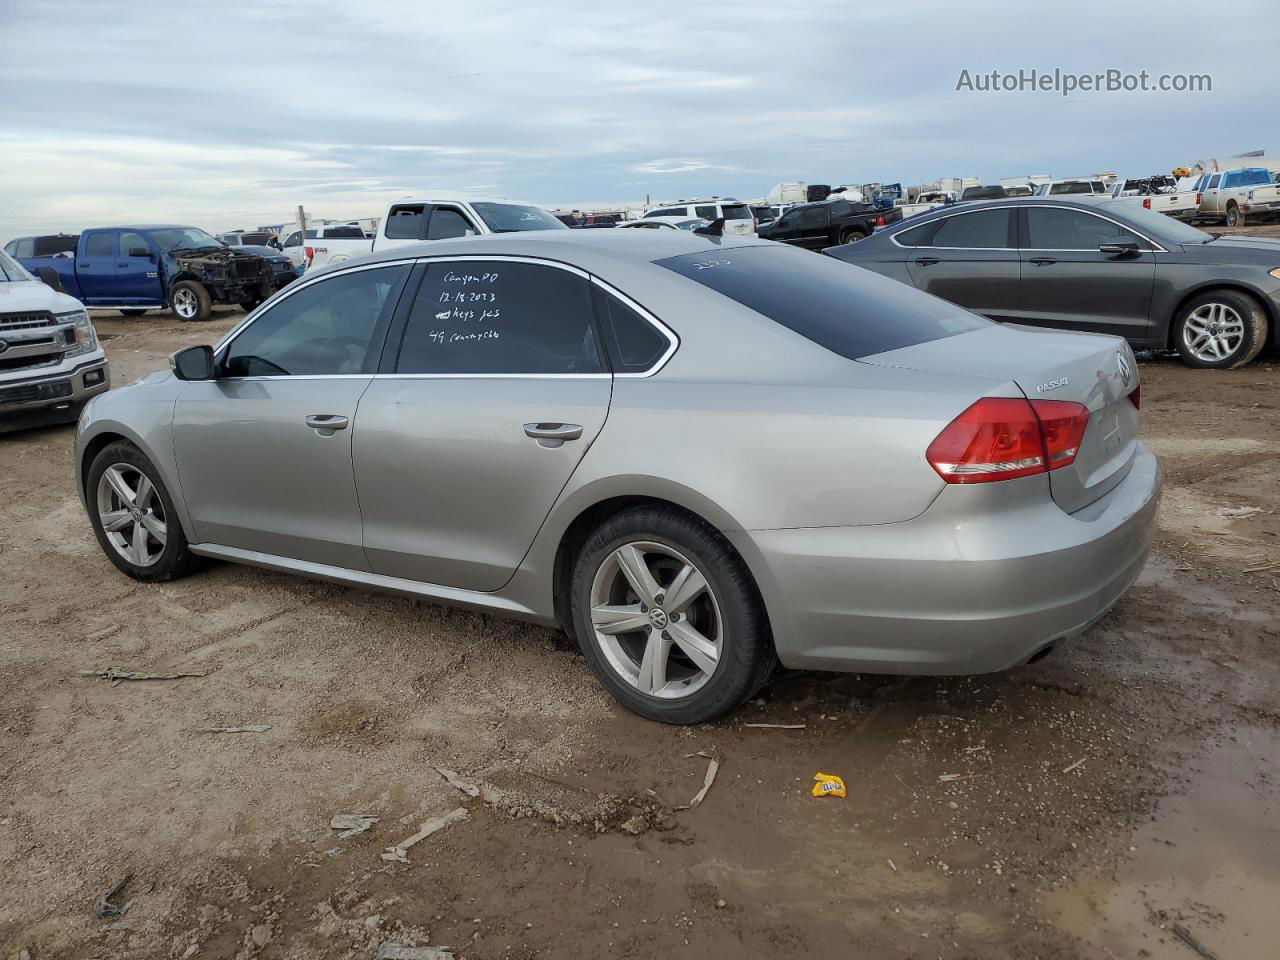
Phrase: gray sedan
[
  {"left": 73, "top": 230, "right": 1160, "bottom": 723},
  {"left": 828, "top": 197, "right": 1280, "bottom": 369}
]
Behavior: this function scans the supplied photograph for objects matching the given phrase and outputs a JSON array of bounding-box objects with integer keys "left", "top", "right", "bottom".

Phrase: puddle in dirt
[{"left": 1045, "top": 724, "right": 1280, "bottom": 959}]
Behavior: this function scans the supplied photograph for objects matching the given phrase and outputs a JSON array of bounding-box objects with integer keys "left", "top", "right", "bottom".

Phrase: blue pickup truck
[{"left": 4, "top": 225, "right": 280, "bottom": 321}]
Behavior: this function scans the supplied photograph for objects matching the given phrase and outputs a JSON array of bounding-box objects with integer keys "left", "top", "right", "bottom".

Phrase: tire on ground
[
  {"left": 570, "top": 505, "right": 775, "bottom": 724},
  {"left": 1172, "top": 288, "right": 1269, "bottom": 369},
  {"left": 169, "top": 279, "right": 212, "bottom": 322},
  {"left": 85, "top": 440, "right": 201, "bottom": 583}
]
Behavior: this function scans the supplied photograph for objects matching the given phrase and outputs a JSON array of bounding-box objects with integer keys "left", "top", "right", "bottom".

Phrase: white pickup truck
[
  {"left": 1107, "top": 177, "right": 1200, "bottom": 221},
  {"left": 0, "top": 249, "right": 108, "bottom": 432},
  {"left": 279, "top": 222, "right": 371, "bottom": 273},
  {"left": 372, "top": 197, "right": 566, "bottom": 252},
  {"left": 895, "top": 190, "right": 955, "bottom": 219},
  {"left": 1193, "top": 167, "right": 1280, "bottom": 226}
]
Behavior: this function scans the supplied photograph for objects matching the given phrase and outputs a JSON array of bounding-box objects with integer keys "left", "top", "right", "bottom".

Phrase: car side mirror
[
  {"left": 1099, "top": 241, "right": 1140, "bottom": 258},
  {"left": 127, "top": 247, "right": 152, "bottom": 259},
  {"left": 34, "top": 266, "right": 65, "bottom": 293},
  {"left": 170, "top": 345, "right": 216, "bottom": 381}
]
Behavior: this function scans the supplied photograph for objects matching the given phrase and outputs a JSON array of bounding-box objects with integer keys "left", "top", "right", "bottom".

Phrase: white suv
[
  {"left": 641, "top": 199, "right": 756, "bottom": 235},
  {"left": 0, "top": 250, "right": 108, "bottom": 432}
]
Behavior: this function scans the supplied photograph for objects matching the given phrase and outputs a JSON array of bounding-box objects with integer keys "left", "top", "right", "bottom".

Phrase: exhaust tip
[{"left": 1025, "top": 643, "right": 1056, "bottom": 665}]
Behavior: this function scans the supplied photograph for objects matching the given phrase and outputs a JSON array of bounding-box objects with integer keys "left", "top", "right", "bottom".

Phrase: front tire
[
  {"left": 1173, "top": 289, "right": 1269, "bottom": 369},
  {"left": 86, "top": 441, "right": 199, "bottom": 582},
  {"left": 170, "top": 280, "right": 212, "bottom": 322},
  {"left": 570, "top": 506, "right": 774, "bottom": 724}
]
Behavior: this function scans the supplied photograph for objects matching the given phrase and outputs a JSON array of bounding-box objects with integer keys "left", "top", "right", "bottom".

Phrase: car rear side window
[
  {"left": 385, "top": 205, "right": 425, "bottom": 240},
  {"left": 657, "top": 245, "right": 987, "bottom": 360},
  {"left": 694, "top": 205, "right": 718, "bottom": 219},
  {"left": 84, "top": 232, "right": 114, "bottom": 257},
  {"left": 395, "top": 260, "right": 603, "bottom": 375},
  {"left": 923, "top": 210, "right": 1011, "bottom": 248},
  {"left": 13, "top": 238, "right": 34, "bottom": 259},
  {"left": 594, "top": 287, "right": 671, "bottom": 373},
  {"left": 1025, "top": 208, "right": 1146, "bottom": 250},
  {"left": 892, "top": 221, "right": 934, "bottom": 247},
  {"left": 223, "top": 265, "right": 410, "bottom": 377}
]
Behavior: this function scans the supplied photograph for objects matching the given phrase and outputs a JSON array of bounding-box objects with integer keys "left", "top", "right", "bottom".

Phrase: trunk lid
[{"left": 861, "top": 324, "right": 1140, "bottom": 512}]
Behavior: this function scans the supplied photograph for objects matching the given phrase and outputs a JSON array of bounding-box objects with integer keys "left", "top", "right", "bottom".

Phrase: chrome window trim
[
  {"left": 886, "top": 203, "right": 1168, "bottom": 253},
  {"left": 213, "top": 254, "right": 676, "bottom": 383}
]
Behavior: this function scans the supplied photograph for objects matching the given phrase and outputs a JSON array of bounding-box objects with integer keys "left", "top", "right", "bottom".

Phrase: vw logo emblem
[
  {"left": 0, "top": 339, "right": 8, "bottom": 355},
  {"left": 1116, "top": 350, "right": 1132, "bottom": 384},
  {"left": 648, "top": 608, "right": 669, "bottom": 630}
]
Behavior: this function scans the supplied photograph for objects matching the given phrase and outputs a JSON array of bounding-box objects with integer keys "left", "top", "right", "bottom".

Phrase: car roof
[{"left": 339, "top": 228, "right": 771, "bottom": 275}]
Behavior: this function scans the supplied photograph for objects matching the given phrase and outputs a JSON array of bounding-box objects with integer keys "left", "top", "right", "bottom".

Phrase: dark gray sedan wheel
[
  {"left": 1173, "top": 289, "right": 1268, "bottom": 369},
  {"left": 571, "top": 506, "right": 775, "bottom": 724}
]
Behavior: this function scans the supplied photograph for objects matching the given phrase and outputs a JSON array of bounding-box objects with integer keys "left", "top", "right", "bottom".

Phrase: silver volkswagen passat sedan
[{"left": 74, "top": 230, "right": 1160, "bottom": 724}]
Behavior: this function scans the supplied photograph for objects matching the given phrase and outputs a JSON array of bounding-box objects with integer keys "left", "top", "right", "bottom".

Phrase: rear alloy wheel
[
  {"left": 87, "top": 441, "right": 199, "bottom": 582},
  {"left": 1173, "top": 290, "right": 1268, "bottom": 369},
  {"left": 571, "top": 507, "right": 774, "bottom": 724},
  {"left": 840, "top": 228, "right": 867, "bottom": 245},
  {"left": 1226, "top": 203, "right": 1244, "bottom": 227}
]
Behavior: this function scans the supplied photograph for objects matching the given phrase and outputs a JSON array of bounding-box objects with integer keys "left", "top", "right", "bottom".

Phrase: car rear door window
[
  {"left": 594, "top": 288, "right": 672, "bottom": 373},
  {"left": 657, "top": 245, "right": 987, "bottom": 360},
  {"left": 395, "top": 260, "right": 603, "bottom": 375},
  {"left": 928, "top": 210, "right": 1011, "bottom": 248},
  {"left": 223, "top": 265, "right": 410, "bottom": 377},
  {"left": 1025, "top": 208, "right": 1146, "bottom": 250},
  {"left": 385, "top": 204, "right": 426, "bottom": 240},
  {"left": 84, "top": 232, "right": 115, "bottom": 257},
  {"left": 799, "top": 207, "right": 829, "bottom": 228},
  {"left": 13, "top": 238, "right": 34, "bottom": 259},
  {"left": 426, "top": 208, "right": 476, "bottom": 241}
]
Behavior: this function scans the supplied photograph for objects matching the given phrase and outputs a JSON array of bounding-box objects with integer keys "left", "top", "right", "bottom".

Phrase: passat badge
[
  {"left": 1036, "top": 376, "right": 1069, "bottom": 393},
  {"left": 1116, "top": 350, "right": 1132, "bottom": 384}
]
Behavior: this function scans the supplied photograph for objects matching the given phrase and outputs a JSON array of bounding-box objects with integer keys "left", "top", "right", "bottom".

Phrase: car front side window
[
  {"left": 221, "top": 265, "right": 411, "bottom": 377},
  {"left": 394, "top": 260, "right": 602, "bottom": 376},
  {"left": 1025, "top": 208, "right": 1147, "bottom": 250},
  {"left": 426, "top": 208, "right": 476, "bottom": 241}
]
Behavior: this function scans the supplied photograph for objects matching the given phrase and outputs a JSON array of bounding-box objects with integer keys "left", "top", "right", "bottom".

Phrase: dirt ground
[{"left": 3, "top": 236, "right": 1279, "bottom": 959}]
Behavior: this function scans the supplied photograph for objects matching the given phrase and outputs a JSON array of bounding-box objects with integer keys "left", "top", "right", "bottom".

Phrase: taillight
[
  {"left": 1128, "top": 384, "right": 1141, "bottom": 409},
  {"left": 875, "top": 214, "right": 885, "bottom": 226},
  {"left": 926, "top": 397, "right": 1089, "bottom": 484},
  {"left": 304, "top": 246, "right": 315, "bottom": 263},
  {"left": 1142, "top": 197, "right": 1152, "bottom": 209},
  {"left": 1195, "top": 192, "right": 1202, "bottom": 204}
]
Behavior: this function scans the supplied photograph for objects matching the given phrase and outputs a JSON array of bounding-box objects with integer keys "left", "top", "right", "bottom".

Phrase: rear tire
[
  {"left": 570, "top": 506, "right": 774, "bottom": 724},
  {"left": 840, "top": 228, "right": 868, "bottom": 245},
  {"left": 120, "top": 308, "right": 147, "bottom": 317},
  {"left": 1226, "top": 203, "right": 1244, "bottom": 227},
  {"left": 86, "top": 441, "right": 200, "bottom": 582},
  {"left": 1172, "top": 289, "right": 1268, "bottom": 369},
  {"left": 170, "top": 280, "right": 212, "bottom": 322}
]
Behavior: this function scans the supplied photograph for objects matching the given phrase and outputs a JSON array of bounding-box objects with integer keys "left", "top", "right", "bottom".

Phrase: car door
[
  {"left": 76, "top": 230, "right": 119, "bottom": 301},
  {"left": 901, "top": 208, "right": 1021, "bottom": 320},
  {"left": 353, "top": 257, "right": 611, "bottom": 592},
  {"left": 1016, "top": 205, "right": 1156, "bottom": 339},
  {"left": 171, "top": 262, "right": 412, "bottom": 568},
  {"left": 1200, "top": 174, "right": 1223, "bottom": 216},
  {"left": 115, "top": 230, "right": 163, "bottom": 304}
]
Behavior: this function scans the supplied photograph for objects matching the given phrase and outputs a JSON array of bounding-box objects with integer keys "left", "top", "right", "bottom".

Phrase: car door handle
[
  {"left": 914, "top": 257, "right": 939, "bottom": 266},
  {"left": 305, "top": 414, "right": 349, "bottom": 434},
  {"left": 524, "top": 422, "right": 582, "bottom": 441},
  {"left": 1028, "top": 257, "right": 1057, "bottom": 266}
]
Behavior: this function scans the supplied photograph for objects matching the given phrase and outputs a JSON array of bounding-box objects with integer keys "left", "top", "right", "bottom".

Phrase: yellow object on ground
[{"left": 811, "top": 772, "right": 846, "bottom": 798}]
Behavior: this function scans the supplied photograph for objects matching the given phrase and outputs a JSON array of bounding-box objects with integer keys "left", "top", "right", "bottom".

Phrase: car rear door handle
[
  {"left": 524, "top": 422, "right": 583, "bottom": 448},
  {"left": 1028, "top": 257, "right": 1057, "bottom": 266},
  {"left": 914, "top": 256, "right": 939, "bottom": 266},
  {"left": 305, "top": 414, "right": 349, "bottom": 435}
]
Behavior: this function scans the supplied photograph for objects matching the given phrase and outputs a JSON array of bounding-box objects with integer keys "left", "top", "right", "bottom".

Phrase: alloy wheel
[
  {"left": 588, "top": 541, "right": 722, "bottom": 699},
  {"left": 1182, "top": 303, "right": 1244, "bottom": 363},
  {"left": 96, "top": 463, "right": 167, "bottom": 567},
  {"left": 173, "top": 288, "right": 198, "bottom": 319}
]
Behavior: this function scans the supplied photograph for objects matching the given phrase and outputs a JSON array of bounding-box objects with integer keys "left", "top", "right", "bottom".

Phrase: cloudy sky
[{"left": 0, "top": 0, "right": 1272, "bottom": 238}]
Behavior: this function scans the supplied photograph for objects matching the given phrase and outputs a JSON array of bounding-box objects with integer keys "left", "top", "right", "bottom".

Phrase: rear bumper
[
  {"left": 730, "top": 443, "right": 1161, "bottom": 675},
  {"left": 0, "top": 356, "right": 110, "bottom": 431}
]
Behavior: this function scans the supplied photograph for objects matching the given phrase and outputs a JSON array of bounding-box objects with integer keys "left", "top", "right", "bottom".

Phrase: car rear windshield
[
  {"left": 1222, "top": 169, "right": 1272, "bottom": 188},
  {"left": 961, "top": 187, "right": 1005, "bottom": 200},
  {"left": 33, "top": 235, "right": 79, "bottom": 257},
  {"left": 656, "top": 245, "right": 988, "bottom": 360},
  {"left": 470, "top": 203, "right": 567, "bottom": 233},
  {"left": 321, "top": 225, "right": 366, "bottom": 238},
  {"left": 720, "top": 204, "right": 752, "bottom": 220}
]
